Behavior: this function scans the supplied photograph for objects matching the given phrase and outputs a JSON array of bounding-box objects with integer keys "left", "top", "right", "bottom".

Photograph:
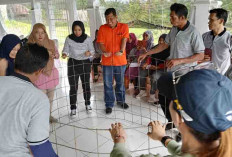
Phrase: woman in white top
[{"left": 62, "top": 21, "right": 95, "bottom": 116}]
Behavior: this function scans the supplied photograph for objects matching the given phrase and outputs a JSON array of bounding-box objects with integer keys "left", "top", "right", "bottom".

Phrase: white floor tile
[{"left": 50, "top": 64, "right": 176, "bottom": 156}]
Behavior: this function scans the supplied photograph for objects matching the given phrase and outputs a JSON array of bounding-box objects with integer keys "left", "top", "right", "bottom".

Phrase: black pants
[
  {"left": 157, "top": 72, "right": 174, "bottom": 122},
  {"left": 159, "top": 94, "right": 172, "bottom": 122},
  {"left": 92, "top": 58, "right": 101, "bottom": 76},
  {"left": 68, "top": 58, "right": 91, "bottom": 110}
]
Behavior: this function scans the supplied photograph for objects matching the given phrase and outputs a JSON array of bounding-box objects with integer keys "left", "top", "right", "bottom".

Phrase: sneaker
[
  {"left": 49, "top": 116, "right": 58, "bottom": 123},
  {"left": 106, "top": 107, "right": 112, "bottom": 114},
  {"left": 86, "top": 105, "right": 92, "bottom": 113},
  {"left": 136, "top": 90, "right": 146, "bottom": 99},
  {"left": 117, "top": 102, "right": 129, "bottom": 109},
  {"left": 147, "top": 94, "right": 159, "bottom": 103},
  {"left": 70, "top": 109, "right": 76, "bottom": 116}
]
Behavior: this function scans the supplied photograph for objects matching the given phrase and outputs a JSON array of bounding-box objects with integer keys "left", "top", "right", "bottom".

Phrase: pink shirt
[{"left": 34, "top": 47, "right": 59, "bottom": 89}]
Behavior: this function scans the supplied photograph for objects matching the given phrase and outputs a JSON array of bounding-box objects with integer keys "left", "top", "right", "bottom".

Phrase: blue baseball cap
[{"left": 176, "top": 69, "right": 232, "bottom": 134}]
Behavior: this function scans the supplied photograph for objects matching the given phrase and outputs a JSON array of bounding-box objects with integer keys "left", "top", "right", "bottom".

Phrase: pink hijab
[
  {"left": 28, "top": 23, "right": 55, "bottom": 76},
  {"left": 126, "top": 33, "right": 137, "bottom": 55}
]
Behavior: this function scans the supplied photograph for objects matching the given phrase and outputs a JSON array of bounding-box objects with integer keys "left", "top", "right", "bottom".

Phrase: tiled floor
[{"left": 50, "top": 62, "right": 177, "bottom": 157}]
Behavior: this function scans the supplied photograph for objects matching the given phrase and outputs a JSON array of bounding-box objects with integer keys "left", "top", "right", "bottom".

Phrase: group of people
[
  {"left": 0, "top": 2, "right": 232, "bottom": 157},
  {"left": 0, "top": 23, "right": 60, "bottom": 123},
  {"left": 109, "top": 3, "right": 232, "bottom": 157},
  {"left": 125, "top": 32, "right": 170, "bottom": 103}
]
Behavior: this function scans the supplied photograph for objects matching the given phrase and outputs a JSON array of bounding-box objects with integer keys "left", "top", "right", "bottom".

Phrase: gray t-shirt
[
  {"left": 202, "top": 29, "right": 231, "bottom": 75},
  {"left": 62, "top": 36, "right": 95, "bottom": 60},
  {"left": 0, "top": 75, "right": 50, "bottom": 157},
  {"left": 165, "top": 22, "right": 205, "bottom": 71}
]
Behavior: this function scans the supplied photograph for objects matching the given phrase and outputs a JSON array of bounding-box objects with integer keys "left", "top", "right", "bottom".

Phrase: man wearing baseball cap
[{"left": 109, "top": 69, "right": 232, "bottom": 157}]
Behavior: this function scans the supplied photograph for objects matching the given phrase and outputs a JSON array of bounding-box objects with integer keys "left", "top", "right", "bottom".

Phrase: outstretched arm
[
  {"left": 138, "top": 43, "right": 169, "bottom": 63},
  {"left": 166, "top": 52, "right": 204, "bottom": 69}
]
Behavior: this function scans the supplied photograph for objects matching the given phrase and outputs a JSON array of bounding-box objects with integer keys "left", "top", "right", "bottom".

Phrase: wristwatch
[
  {"left": 119, "top": 50, "right": 123, "bottom": 53},
  {"left": 161, "top": 136, "right": 173, "bottom": 147}
]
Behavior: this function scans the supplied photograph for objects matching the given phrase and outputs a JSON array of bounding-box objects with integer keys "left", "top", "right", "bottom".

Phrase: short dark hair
[
  {"left": 105, "top": 8, "right": 117, "bottom": 16},
  {"left": 209, "top": 8, "right": 228, "bottom": 25},
  {"left": 170, "top": 3, "right": 188, "bottom": 18},
  {"left": 15, "top": 43, "right": 49, "bottom": 74}
]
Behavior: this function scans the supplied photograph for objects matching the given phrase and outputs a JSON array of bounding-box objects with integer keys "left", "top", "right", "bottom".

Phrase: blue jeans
[{"left": 103, "top": 65, "right": 126, "bottom": 108}]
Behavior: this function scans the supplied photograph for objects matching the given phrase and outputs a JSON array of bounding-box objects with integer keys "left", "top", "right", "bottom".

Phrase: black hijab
[
  {"left": 69, "top": 21, "right": 87, "bottom": 43},
  {"left": 0, "top": 34, "right": 21, "bottom": 76}
]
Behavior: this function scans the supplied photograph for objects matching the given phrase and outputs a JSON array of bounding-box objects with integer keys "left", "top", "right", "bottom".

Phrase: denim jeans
[{"left": 103, "top": 65, "right": 126, "bottom": 108}]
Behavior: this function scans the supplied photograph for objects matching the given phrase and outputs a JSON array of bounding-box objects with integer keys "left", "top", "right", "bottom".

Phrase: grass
[{"left": 4, "top": 20, "right": 170, "bottom": 56}]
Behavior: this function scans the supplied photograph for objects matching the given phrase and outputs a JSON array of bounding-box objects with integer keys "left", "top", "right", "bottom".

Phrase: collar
[
  {"left": 210, "top": 28, "right": 226, "bottom": 37},
  {"left": 177, "top": 21, "right": 190, "bottom": 31},
  {"left": 107, "top": 22, "right": 119, "bottom": 29},
  {"left": 11, "top": 72, "right": 32, "bottom": 83}
]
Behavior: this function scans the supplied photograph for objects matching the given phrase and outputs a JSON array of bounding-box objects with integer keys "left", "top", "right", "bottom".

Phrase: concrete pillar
[
  {"left": 31, "top": 0, "right": 42, "bottom": 25},
  {"left": 0, "top": 5, "right": 7, "bottom": 40},
  {"left": 66, "top": 0, "right": 78, "bottom": 34},
  {"left": 190, "top": 0, "right": 222, "bottom": 35},
  {"left": 87, "top": 0, "right": 105, "bottom": 40},
  {"left": 46, "top": 0, "right": 57, "bottom": 39}
]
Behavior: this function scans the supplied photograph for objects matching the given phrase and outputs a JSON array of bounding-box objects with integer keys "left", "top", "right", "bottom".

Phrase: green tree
[
  {"left": 124, "top": 0, "right": 146, "bottom": 23},
  {"left": 221, "top": 0, "right": 232, "bottom": 29},
  {"left": 76, "top": 0, "right": 88, "bottom": 10}
]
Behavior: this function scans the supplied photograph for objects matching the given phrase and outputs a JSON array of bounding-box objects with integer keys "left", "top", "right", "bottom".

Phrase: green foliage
[
  {"left": 99, "top": 0, "right": 231, "bottom": 31},
  {"left": 76, "top": 0, "right": 88, "bottom": 10},
  {"left": 99, "top": 0, "right": 192, "bottom": 27},
  {"left": 221, "top": 0, "right": 232, "bottom": 28},
  {"left": 123, "top": 0, "right": 146, "bottom": 23}
]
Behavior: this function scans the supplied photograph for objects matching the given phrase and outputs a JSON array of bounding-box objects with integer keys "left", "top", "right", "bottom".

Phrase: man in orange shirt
[{"left": 97, "top": 8, "right": 129, "bottom": 114}]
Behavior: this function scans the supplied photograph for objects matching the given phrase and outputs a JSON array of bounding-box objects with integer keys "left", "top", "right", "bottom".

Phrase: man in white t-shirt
[{"left": 0, "top": 44, "right": 58, "bottom": 157}]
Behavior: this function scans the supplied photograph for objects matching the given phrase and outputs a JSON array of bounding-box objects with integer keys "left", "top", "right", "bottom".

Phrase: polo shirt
[
  {"left": 165, "top": 21, "right": 205, "bottom": 72},
  {"left": 97, "top": 22, "right": 129, "bottom": 66},
  {"left": 0, "top": 73, "right": 50, "bottom": 157},
  {"left": 202, "top": 28, "right": 231, "bottom": 74}
]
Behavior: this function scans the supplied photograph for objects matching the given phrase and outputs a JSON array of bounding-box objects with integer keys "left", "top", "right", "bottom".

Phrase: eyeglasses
[{"left": 172, "top": 61, "right": 217, "bottom": 121}]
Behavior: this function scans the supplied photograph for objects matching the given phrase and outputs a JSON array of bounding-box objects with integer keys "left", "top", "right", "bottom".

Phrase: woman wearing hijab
[
  {"left": 0, "top": 34, "right": 21, "bottom": 76},
  {"left": 124, "top": 33, "right": 138, "bottom": 89},
  {"left": 126, "top": 33, "right": 138, "bottom": 56},
  {"left": 143, "top": 30, "right": 154, "bottom": 51},
  {"left": 136, "top": 34, "right": 170, "bottom": 102},
  {"left": 28, "top": 23, "right": 60, "bottom": 123},
  {"left": 129, "top": 30, "right": 154, "bottom": 97},
  {"left": 62, "top": 21, "right": 95, "bottom": 116}
]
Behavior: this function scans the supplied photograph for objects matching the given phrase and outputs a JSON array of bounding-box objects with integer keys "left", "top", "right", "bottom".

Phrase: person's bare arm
[
  {"left": 138, "top": 42, "right": 169, "bottom": 63},
  {"left": 166, "top": 52, "right": 204, "bottom": 69},
  {"left": 0, "top": 58, "right": 8, "bottom": 76},
  {"left": 99, "top": 43, "right": 111, "bottom": 57},
  {"left": 120, "top": 38, "right": 127, "bottom": 52},
  {"left": 115, "top": 38, "right": 128, "bottom": 56}
]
